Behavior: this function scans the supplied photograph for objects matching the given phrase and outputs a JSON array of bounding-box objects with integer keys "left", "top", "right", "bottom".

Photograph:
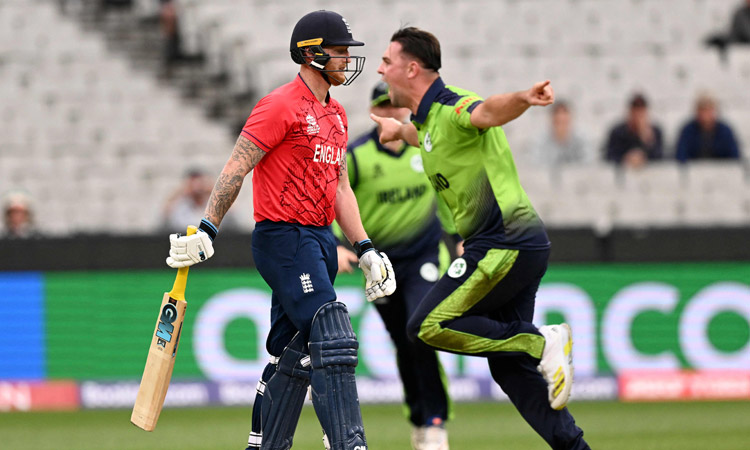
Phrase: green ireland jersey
[
  {"left": 343, "top": 128, "right": 443, "bottom": 259},
  {"left": 411, "top": 78, "right": 549, "bottom": 250}
]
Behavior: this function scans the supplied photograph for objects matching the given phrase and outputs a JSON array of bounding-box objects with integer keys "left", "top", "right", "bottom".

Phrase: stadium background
[{"left": 2, "top": 0, "right": 750, "bottom": 448}]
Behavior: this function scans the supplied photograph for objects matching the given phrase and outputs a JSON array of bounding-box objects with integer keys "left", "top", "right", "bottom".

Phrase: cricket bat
[{"left": 131, "top": 225, "right": 196, "bottom": 431}]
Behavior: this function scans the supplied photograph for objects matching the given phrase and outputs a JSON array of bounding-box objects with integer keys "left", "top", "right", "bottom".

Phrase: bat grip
[{"left": 169, "top": 225, "right": 197, "bottom": 301}]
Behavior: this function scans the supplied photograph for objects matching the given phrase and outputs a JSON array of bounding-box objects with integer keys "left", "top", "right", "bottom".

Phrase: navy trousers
[
  {"left": 407, "top": 241, "right": 589, "bottom": 450},
  {"left": 375, "top": 250, "right": 450, "bottom": 427},
  {"left": 252, "top": 221, "right": 338, "bottom": 356}
]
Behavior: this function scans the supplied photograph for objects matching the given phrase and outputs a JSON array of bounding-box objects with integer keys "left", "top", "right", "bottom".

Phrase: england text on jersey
[{"left": 313, "top": 145, "right": 346, "bottom": 165}]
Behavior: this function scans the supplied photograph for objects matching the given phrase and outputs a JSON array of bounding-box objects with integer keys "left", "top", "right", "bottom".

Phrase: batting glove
[
  {"left": 355, "top": 239, "right": 396, "bottom": 301},
  {"left": 166, "top": 220, "right": 216, "bottom": 268}
]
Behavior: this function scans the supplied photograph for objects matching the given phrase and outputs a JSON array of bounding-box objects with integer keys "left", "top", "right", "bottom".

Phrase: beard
[
  {"left": 323, "top": 60, "right": 347, "bottom": 86},
  {"left": 326, "top": 69, "right": 346, "bottom": 86}
]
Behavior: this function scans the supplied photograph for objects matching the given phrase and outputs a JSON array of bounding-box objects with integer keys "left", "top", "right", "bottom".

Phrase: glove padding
[
  {"left": 166, "top": 230, "right": 215, "bottom": 268},
  {"left": 358, "top": 250, "right": 396, "bottom": 301}
]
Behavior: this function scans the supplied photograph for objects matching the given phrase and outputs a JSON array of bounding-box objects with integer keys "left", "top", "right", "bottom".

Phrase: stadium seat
[
  {"left": 682, "top": 191, "right": 749, "bottom": 226},
  {"left": 685, "top": 162, "right": 747, "bottom": 197},
  {"left": 612, "top": 192, "right": 683, "bottom": 229},
  {"left": 543, "top": 191, "right": 613, "bottom": 230},
  {"left": 556, "top": 164, "right": 620, "bottom": 197},
  {"left": 620, "top": 163, "right": 686, "bottom": 197},
  {"left": 0, "top": 0, "right": 235, "bottom": 235},
  {"left": 2, "top": 0, "right": 749, "bottom": 235}
]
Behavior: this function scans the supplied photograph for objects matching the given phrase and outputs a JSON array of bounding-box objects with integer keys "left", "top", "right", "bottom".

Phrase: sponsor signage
[
  {"left": 0, "top": 273, "right": 45, "bottom": 380},
  {"left": 76, "top": 377, "right": 619, "bottom": 409},
  {"left": 0, "top": 381, "right": 79, "bottom": 411},
  {"left": 619, "top": 370, "right": 750, "bottom": 401},
  {"left": 1, "top": 263, "right": 749, "bottom": 408}
]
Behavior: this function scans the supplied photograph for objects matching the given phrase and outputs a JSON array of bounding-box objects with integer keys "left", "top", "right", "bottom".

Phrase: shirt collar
[
  {"left": 411, "top": 77, "right": 445, "bottom": 125},
  {"left": 296, "top": 73, "right": 331, "bottom": 104}
]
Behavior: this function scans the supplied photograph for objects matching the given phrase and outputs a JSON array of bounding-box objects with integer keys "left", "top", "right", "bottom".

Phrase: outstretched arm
[
  {"left": 470, "top": 80, "right": 555, "bottom": 129},
  {"left": 204, "top": 135, "right": 265, "bottom": 226}
]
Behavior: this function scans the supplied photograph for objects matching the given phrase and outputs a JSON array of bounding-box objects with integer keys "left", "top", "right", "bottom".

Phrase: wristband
[
  {"left": 353, "top": 239, "right": 375, "bottom": 258},
  {"left": 199, "top": 218, "right": 218, "bottom": 241}
]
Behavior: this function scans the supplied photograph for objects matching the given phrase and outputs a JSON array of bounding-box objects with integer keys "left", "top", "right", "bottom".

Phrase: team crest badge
[
  {"left": 424, "top": 132, "right": 432, "bottom": 152},
  {"left": 419, "top": 262, "right": 439, "bottom": 282},
  {"left": 306, "top": 115, "right": 320, "bottom": 135},
  {"left": 341, "top": 17, "right": 352, "bottom": 34},
  {"left": 300, "top": 273, "right": 314, "bottom": 293},
  {"left": 447, "top": 258, "right": 467, "bottom": 278},
  {"left": 410, "top": 154, "right": 424, "bottom": 173}
]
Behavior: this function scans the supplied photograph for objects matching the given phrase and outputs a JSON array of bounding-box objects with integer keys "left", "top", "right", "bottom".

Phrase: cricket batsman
[{"left": 166, "top": 11, "right": 395, "bottom": 450}]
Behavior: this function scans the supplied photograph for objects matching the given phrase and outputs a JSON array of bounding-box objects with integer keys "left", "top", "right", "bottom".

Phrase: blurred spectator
[
  {"left": 2, "top": 191, "right": 38, "bottom": 239},
  {"left": 705, "top": 0, "right": 750, "bottom": 58},
  {"left": 527, "top": 100, "right": 593, "bottom": 167},
  {"left": 675, "top": 92, "right": 741, "bottom": 162},
  {"left": 159, "top": 0, "right": 182, "bottom": 74},
  {"left": 605, "top": 93, "right": 663, "bottom": 169},
  {"left": 101, "top": 0, "right": 133, "bottom": 7},
  {"left": 162, "top": 169, "right": 238, "bottom": 231},
  {"left": 730, "top": 0, "right": 750, "bottom": 43}
]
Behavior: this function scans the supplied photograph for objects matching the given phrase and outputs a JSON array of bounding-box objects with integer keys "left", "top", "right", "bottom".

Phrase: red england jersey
[{"left": 242, "top": 74, "right": 348, "bottom": 226}]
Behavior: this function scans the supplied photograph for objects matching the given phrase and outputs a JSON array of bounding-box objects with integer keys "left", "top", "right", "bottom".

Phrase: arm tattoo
[
  {"left": 232, "top": 135, "right": 266, "bottom": 168},
  {"left": 205, "top": 172, "right": 243, "bottom": 224},
  {"left": 338, "top": 155, "right": 348, "bottom": 179},
  {"left": 205, "top": 135, "right": 266, "bottom": 223}
]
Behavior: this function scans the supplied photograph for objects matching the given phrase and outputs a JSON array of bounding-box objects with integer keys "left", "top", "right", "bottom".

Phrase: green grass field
[{"left": 3, "top": 400, "right": 750, "bottom": 449}]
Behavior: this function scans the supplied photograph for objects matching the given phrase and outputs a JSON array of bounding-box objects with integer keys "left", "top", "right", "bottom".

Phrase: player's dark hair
[{"left": 390, "top": 27, "right": 441, "bottom": 72}]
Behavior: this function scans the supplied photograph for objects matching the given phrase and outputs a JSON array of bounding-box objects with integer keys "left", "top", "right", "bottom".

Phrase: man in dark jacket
[
  {"left": 605, "top": 93, "right": 663, "bottom": 168},
  {"left": 675, "top": 93, "right": 741, "bottom": 162}
]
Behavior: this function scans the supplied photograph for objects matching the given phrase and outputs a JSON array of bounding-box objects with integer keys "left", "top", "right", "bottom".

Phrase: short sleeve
[
  {"left": 241, "top": 94, "right": 294, "bottom": 152},
  {"left": 450, "top": 95, "right": 484, "bottom": 132}
]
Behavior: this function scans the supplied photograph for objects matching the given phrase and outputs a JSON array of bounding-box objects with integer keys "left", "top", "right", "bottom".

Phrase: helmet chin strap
[
  {"left": 300, "top": 48, "right": 334, "bottom": 86},
  {"left": 316, "top": 67, "right": 347, "bottom": 87},
  {"left": 299, "top": 49, "right": 360, "bottom": 86},
  {"left": 318, "top": 70, "right": 332, "bottom": 86}
]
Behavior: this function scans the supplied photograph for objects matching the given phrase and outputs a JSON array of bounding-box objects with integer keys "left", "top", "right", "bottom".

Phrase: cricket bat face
[{"left": 130, "top": 292, "right": 187, "bottom": 431}]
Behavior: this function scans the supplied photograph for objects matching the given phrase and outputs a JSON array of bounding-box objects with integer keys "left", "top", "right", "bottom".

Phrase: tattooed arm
[
  {"left": 165, "top": 134, "right": 263, "bottom": 269},
  {"left": 204, "top": 135, "right": 266, "bottom": 226},
  {"left": 334, "top": 155, "right": 369, "bottom": 244}
]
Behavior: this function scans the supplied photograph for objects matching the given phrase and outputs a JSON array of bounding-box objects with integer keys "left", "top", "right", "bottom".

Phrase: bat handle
[{"left": 169, "top": 225, "right": 197, "bottom": 301}]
